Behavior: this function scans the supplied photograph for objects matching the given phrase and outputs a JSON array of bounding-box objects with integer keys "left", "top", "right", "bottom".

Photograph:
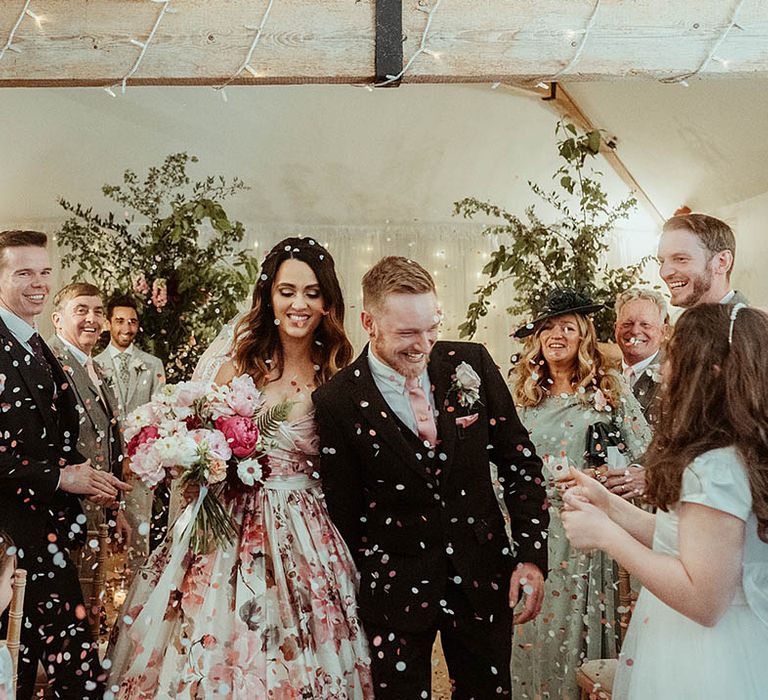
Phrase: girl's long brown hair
[
  {"left": 645, "top": 303, "right": 768, "bottom": 542},
  {"left": 511, "top": 314, "right": 623, "bottom": 409},
  {"left": 232, "top": 237, "right": 353, "bottom": 388}
]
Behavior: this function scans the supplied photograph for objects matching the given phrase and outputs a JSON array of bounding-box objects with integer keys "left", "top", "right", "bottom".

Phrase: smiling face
[
  {"left": 0, "top": 245, "right": 52, "bottom": 325},
  {"left": 271, "top": 258, "right": 325, "bottom": 343},
  {"left": 658, "top": 227, "right": 731, "bottom": 307},
  {"left": 108, "top": 305, "right": 139, "bottom": 350},
  {"left": 615, "top": 298, "right": 668, "bottom": 365},
  {"left": 52, "top": 295, "right": 105, "bottom": 354},
  {"left": 538, "top": 314, "right": 582, "bottom": 369},
  {"left": 363, "top": 292, "right": 441, "bottom": 379}
]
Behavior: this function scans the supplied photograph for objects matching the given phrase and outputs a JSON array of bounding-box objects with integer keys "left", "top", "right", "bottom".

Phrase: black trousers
[
  {"left": 365, "top": 574, "right": 513, "bottom": 699},
  {"left": 15, "top": 545, "right": 105, "bottom": 700}
]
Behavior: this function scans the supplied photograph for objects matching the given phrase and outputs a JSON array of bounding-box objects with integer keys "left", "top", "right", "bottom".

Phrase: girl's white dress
[{"left": 614, "top": 446, "right": 768, "bottom": 699}]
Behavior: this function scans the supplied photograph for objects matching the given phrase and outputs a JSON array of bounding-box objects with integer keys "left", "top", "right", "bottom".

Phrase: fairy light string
[
  {"left": 105, "top": 0, "right": 174, "bottom": 97},
  {"left": 0, "top": 0, "right": 34, "bottom": 62},
  {"left": 214, "top": 0, "right": 277, "bottom": 101}
]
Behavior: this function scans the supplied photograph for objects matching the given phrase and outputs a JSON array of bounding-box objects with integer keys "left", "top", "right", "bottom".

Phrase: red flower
[
  {"left": 126, "top": 425, "right": 160, "bottom": 457},
  {"left": 215, "top": 415, "right": 260, "bottom": 458}
]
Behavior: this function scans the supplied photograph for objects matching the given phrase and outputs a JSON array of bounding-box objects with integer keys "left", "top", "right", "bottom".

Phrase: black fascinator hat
[{"left": 512, "top": 288, "right": 604, "bottom": 338}]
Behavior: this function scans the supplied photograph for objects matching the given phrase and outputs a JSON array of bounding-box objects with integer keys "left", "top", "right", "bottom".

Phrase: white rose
[
  {"left": 455, "top": 362, "right": 481, "bottom": 391},
  {"left": 154, "top": 433, "right": 198, "bottom": 468},
  {"left": 237, "top": 458, "right": 264, "bottom": 487}
]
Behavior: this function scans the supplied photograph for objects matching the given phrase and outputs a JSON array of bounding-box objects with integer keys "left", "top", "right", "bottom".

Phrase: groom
[{"left": 314, "top": 256, "right": 549, "bottom": 698}]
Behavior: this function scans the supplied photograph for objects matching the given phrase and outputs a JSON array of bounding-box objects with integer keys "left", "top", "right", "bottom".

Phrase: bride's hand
[{"left": 562, "top": 466, "right": 612, "bottom": 512}]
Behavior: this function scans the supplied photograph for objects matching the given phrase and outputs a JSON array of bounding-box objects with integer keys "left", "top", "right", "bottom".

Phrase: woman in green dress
[{"left": 509, "top": 290, "right": 651, "bottom": 700}]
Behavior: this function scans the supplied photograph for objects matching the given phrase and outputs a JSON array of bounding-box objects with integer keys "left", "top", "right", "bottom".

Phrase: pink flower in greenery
[
  {"left": 215, "top": 416, "right": 260, "bottom": 458},
  {"left": 152, "top": 278, "right": 168, "bottom": 311},
  {"left": 132, "top": 273, "right": 150, "bottom": 296}
]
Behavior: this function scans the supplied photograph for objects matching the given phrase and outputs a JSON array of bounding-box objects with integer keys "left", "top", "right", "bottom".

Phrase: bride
[{"left": 107, "top": 237, "right": 373, "bottom": 698}]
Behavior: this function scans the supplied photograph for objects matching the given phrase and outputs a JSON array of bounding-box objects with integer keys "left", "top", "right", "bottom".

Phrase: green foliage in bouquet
[
  {"left": 454, "top": 121, "right": 651, "bottom": 342},
  {"left": 56, "top": 153, "right": 259, "bottom": 381}
]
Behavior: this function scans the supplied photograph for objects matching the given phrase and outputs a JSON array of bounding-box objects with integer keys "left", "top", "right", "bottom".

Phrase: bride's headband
[{"left": 728, "top": 302, "right": 747, "bottom": 345}]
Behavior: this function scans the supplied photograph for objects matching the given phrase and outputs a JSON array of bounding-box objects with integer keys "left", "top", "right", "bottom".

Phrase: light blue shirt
[
  {"left": 367, "top": 347, "right": 436, "bottom": 438},
  {"left": 56, "top": 334, "right": 89, "bottom": 367},
  {"left": 0, "top": 305, "right": 36, "bottom": 353}
]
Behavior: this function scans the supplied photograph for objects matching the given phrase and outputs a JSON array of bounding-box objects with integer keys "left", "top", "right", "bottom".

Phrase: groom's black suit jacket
[
  {"left": 314, "top": 341, "right": 549, "bottom": 632},
  {"left": 0, "top": 317, "right": 87, "bottom": 558}
]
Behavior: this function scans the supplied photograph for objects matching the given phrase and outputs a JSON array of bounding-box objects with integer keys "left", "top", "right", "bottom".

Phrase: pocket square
[{"left": 455, "top": 413, "right": 479, "bottom": 429}]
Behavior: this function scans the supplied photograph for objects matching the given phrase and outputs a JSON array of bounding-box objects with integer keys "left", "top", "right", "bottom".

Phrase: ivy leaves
[{"left": 454, "top": 120, "right": 649, "bottom": 342}]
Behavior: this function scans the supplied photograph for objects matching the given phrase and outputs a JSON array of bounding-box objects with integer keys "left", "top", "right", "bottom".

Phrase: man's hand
[
  {"left": 509, "top": 562, "right": 545, "bottom": 625},
  {"left": 604, "top": 465, "right": 646, "bottom": 499},
  {"left": 113, "top": 510, "right": 132, "bottom": 548},
  {"left": 59, "top": 461, "right": 132, "bottom": 508},
  {"left": 121, "top": 456, "right": 132, "bottom": 481}
]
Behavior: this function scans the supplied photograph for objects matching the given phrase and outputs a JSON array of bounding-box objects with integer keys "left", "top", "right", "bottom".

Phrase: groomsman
[
  {"left": 95, "top": 294, "right": 165, "bottom": 568},
  {"left": 48, "top": 283, "right": 129, "bottom": 540},
  {"left": 0, "top": 230, "right": 128, "bottom": 699},
  {"left": 658, "top": 213, "right": 749, "bottom": 307},
  {"left": 314, "top": 256, "right": 548, "bottom": 698}
]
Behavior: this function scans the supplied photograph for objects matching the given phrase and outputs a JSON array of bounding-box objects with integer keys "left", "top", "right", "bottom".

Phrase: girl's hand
[
  {"left": 561, "top": 489, "right": 615, "bottom": 551},
  {"left": 562, "top": 466, "right": 612, "bottom": 512}
]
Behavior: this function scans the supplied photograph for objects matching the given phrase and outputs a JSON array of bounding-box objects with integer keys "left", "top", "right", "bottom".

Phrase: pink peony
[
  {"left": 175, "top": 380, "right": 212, "bottom": 408},
  {"left": 189, "top": 428, "right": 232, "bottom": 462},
  {"left": 215, "top": 415, "right": 260, "bottom": 458},
  {"left": 126, "top": 425, "right": 160, "bottom": 457},
  {"left": 129, "top": 442, "right": 165, "bottom": 488},
  {"left": 211, "top": 374, "right": 264, "bottom": 419}
]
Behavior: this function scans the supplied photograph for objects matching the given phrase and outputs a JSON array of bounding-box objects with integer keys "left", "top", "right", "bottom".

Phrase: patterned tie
[
  {"left": 28, "top": 332, "right": 53, "bottom": 380},
  {"left": 623, "top": 365, "right": 636, "bottom": 386},
  {"left": 117, "top": 352, "right": 131, "bottom": 398},
  {"left": 405, "top": 376, "right": 438, "bottom": 447}
]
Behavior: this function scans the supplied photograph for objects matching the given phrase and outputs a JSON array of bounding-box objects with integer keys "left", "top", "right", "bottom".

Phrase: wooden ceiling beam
[{"left": 0, "top": 0, "right": 764, "bottom": 87}]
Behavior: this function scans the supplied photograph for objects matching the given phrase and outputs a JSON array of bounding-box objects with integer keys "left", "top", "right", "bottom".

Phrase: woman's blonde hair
[{"left": 511, "top": 313, "right": 623, "bottom": 408}]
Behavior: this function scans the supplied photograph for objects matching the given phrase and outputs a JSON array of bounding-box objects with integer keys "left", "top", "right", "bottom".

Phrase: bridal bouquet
[{"left": 124, "top": 374, "right": 291, "bottom": 554}]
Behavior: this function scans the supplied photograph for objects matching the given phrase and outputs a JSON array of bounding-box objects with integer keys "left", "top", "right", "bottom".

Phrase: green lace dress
[{"left": 511, "top": 386, "right": 651, "bottom": 700}]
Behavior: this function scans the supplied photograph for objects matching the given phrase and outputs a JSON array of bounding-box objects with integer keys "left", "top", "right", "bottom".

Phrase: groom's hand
[{"left": 509, "top": 562, "right": 545, "bottom": 625}]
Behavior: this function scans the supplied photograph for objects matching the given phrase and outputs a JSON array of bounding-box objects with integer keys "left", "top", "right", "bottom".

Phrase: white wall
[
  {"left": 0, "top": 84, "right": 658, "bottom": 360},
  {"left": 714, "top": 190, "right": 768, "bottom": 309}
]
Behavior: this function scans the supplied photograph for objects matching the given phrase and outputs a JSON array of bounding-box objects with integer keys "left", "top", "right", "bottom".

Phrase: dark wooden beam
[{"left": 375, "top": 0, "right": 403, "bottom": 85}]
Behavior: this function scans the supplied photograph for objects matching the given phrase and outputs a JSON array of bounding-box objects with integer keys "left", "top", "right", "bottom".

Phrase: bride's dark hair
[{"left": 232, "top": 237, "right": 353, "bottom": 388}]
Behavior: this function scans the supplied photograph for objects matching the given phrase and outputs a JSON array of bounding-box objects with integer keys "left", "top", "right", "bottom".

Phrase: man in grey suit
[
  {"left": 47, "top": 283, "right": 130, "bottom": 542},
  {"left": 658, "top": 212, "right": 749, "bottom": 307},
  {"left": 614, "top": 288, "right": 669, "bottom": 426},
  {"left": 95, "top": 293, "right": 165, "bottom": 570}
]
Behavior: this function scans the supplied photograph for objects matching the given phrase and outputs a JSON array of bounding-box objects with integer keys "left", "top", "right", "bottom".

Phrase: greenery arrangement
[
  {"left": 56, "top": 153, "right": 259, "bottom": 381},
  {"left": 454, "top": 121, "right": 650, "bottom": 342}
]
